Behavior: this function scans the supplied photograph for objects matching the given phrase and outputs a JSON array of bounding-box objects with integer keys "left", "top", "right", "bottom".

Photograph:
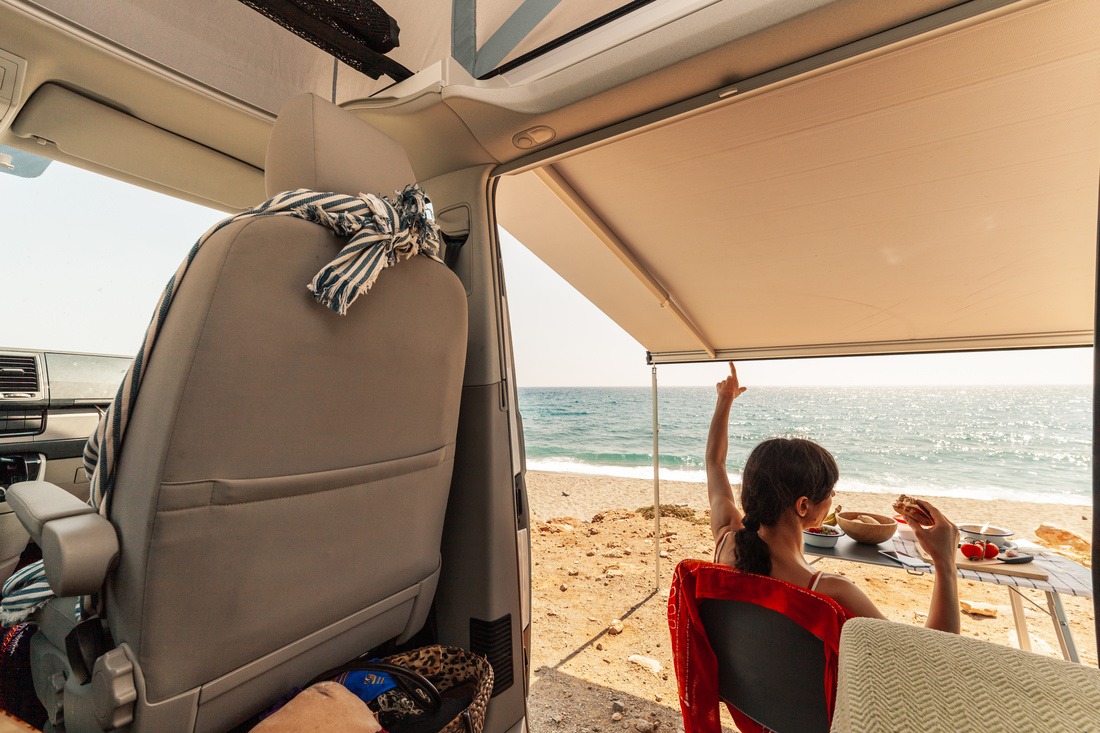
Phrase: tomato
[
  {"left": 983, "top": 542, "right": 999, "bottom": 560},
  {"left": 960, "top": 542, "right": 985, "bottom": 561}
]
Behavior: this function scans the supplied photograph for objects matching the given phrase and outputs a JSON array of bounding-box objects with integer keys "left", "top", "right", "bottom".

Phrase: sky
[
  {"left": 2, "top": 157, "right": 1093, "bottom": 388},
  {"left": 2, "top": 160, "right": 226, "bottom": 356}
]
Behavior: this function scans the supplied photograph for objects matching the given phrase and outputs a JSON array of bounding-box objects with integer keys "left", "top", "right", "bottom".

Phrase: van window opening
[{"left": 1, "top": 158, "right": 223, "bottom": 356}]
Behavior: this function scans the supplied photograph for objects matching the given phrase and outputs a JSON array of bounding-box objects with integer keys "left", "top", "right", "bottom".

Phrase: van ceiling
[
  {"left": 0, "top": 0, "right": 971, "bottom": 210},
  {"left": 16, "top": 0, "right": 682, "bottom": 113},
  {"left": 19, "top": 0, "right": 429, "bottom": 112},
  {"left": 13, "top": 0, "right": 967, "bottom": 127},
  {"left": 496, "top": 0, "right": 1100, "bottom": 362}
]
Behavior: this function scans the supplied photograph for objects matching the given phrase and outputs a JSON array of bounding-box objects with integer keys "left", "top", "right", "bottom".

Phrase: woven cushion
[{"left": 831, "top": 618, "right": 1100, "bottom": 732}]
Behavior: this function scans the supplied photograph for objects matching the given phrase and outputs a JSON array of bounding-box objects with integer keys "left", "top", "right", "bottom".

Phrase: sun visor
[
  {"left": 496, "top": 0, "right": 1100, "bottom": 363},
  {"left": 12, "top": 84, "right": 265, "bottom": 210}
]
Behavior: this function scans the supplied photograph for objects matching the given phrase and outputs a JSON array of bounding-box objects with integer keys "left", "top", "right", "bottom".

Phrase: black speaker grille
[
  {"left": 237, "top": 0, "right": 411, "bottom": 81},
  {"left": 470, "top": 614, "right": 513, "bottom": 696}
]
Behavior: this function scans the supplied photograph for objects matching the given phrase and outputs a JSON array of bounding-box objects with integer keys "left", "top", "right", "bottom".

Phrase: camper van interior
[{"left": 0, "top": 0, "right": 1097, "bottom": 731}]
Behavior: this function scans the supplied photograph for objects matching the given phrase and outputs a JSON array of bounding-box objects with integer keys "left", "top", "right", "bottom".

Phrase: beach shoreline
[{"left": 525, "top": 469, "right": 1094, "bottom": 544}]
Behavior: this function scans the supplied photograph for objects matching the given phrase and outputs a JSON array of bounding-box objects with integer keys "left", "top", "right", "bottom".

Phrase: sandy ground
[{"left": 523, "top": 471, "right": 1096, "bottom": 733}]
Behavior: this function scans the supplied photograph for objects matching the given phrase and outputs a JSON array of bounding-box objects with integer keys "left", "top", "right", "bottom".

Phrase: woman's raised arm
[{"left": 707, "top": 362, "right": 747, "bottom": 541}]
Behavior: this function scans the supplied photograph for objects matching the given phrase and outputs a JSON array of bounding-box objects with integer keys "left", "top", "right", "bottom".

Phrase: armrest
[
  {"left": 7, "top": 481, "right": 95, "bottom": 543},
  {"left": 7, "top": 481, "right": 119, "bottom": 597},
  {"left": 42, "top": 513, "right": 119, "bottom": 596}
]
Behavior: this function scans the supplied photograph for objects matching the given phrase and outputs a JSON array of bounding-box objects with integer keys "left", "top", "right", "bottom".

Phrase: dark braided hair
[{"left": 733, "top": 437, "right": 838, "bottom": 576}]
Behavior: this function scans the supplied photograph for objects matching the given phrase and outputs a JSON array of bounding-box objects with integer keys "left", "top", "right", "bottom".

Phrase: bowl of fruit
[{"left": 803, "top": 525, "right": 844, "bottom": 548}]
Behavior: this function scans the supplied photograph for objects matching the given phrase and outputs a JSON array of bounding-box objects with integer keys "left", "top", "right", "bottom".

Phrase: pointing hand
[{"left": 716, "top": 361, "right": 747, "bottom": 402}]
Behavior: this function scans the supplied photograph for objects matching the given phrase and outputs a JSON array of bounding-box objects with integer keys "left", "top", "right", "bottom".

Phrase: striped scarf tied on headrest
[
  {"left": 0, "top": 185, "right": 440, "bottom": 627},
  {"left": 304, "top": 185, "right": 440, "bottom": 315}
]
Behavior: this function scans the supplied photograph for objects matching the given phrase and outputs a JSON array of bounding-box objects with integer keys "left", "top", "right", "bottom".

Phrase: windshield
[{"left": 1, "top": 152, "right": 223, "bottom": 356}]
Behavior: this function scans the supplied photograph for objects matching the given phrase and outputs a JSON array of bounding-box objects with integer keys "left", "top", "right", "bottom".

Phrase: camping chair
[{"left": 668, "top": 559, "right": 853, "bottom": 733}]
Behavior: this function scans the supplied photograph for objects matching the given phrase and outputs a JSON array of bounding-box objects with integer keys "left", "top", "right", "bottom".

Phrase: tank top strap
[
  {"left": 714, "top": 530, "right": 734, "bottom": 564},
  {"left": 809, "top": 570, "right": 824, "bottom": 592}
]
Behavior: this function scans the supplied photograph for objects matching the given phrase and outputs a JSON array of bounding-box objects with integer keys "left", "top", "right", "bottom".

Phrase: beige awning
[{"left": 497, "top": 0, "right": 1100, "bottom": 363}]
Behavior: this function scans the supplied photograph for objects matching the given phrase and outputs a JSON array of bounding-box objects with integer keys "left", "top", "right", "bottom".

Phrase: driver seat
[{"left": 7, "top": 92, "right": 468, "bottom": 732}]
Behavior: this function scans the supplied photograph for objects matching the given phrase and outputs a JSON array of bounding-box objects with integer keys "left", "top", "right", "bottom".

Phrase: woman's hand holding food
[
  {"left": 905, "top": 499, "right": 959, "bottom": 568},
  {"left": 900, "top": 498, "right": 961, "bottom": 633}
]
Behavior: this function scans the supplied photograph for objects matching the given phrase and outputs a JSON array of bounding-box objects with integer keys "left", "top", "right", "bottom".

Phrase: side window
[{"left": 1, "top": 146, "right": 224, "bottom": 356}]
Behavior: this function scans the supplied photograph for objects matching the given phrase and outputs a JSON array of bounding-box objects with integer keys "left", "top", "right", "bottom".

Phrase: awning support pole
[
  {"left": 1091, "top": 161, "right": 1099, "bottom": 661},
  {"left": 652, "top": 365, "right": 660, "bottom": 591}
]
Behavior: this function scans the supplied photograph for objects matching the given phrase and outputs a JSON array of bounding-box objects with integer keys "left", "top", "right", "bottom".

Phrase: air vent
[
  {"left": 470, "top": 615, "right": 513, "bottom": 696},
  {"left": 0, "top": 355, "right": 38, "bottom": 392}
]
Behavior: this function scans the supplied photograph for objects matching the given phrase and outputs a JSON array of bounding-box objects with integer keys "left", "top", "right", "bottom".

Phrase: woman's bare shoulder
[{"left": 814, "top": 573, "right": 886, "bottom": 619}]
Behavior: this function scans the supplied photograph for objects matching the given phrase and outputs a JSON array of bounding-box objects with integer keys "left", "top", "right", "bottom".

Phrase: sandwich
[{"left": 893, "top": 495, "right": 934, "bottom": 526}]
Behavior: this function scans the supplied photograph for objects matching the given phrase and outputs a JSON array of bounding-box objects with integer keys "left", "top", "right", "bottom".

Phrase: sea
[{"left": 517, "top": 386, "right": 1093, "bottom": 506}]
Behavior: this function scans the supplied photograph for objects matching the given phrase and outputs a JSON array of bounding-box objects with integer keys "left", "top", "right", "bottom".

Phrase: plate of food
[{"left": 959, "top": 540, "right": 1035, "bottom": 564}]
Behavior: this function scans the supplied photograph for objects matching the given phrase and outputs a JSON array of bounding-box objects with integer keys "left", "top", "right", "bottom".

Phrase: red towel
[{"left": 667, "top": 559, "right": 853, "bottom": 733}]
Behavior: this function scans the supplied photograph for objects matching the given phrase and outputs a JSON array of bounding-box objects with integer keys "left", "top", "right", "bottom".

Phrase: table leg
[
  {"left": 1045, "top": 592, "right": 1079, "bottom": 663},
  {"left": 1007, "top": 588, "right": 1031, "bottom": 652}
]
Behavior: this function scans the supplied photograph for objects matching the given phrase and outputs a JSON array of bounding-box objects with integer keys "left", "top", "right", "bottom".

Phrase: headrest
[{"left": 265, "top": 93, "right": 415, "bottom": 198}]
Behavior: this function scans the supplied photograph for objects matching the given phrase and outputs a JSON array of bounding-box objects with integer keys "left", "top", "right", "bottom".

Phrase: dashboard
[{"left": 0, "top": 348, "right": 130, "bottom": 496}]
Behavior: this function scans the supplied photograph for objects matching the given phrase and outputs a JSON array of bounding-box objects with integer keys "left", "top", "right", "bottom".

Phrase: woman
[{"left": 707, "top": 362, "right": 960, "bottom": 633}]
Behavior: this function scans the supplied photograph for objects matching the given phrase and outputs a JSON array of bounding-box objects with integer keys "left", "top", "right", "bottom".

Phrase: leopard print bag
[{"left": 367, "top": 646, "right": 494, "bottom": 733}]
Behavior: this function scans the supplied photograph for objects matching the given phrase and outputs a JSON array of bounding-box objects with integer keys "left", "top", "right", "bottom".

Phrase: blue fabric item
[
  {"left": 0, "top": 186, "right": 440, "bottom": 627},
  {"left": 335, "top": 669, "right": 398, "bottom": 704},
  {"left": 0, "top": 565, "right": 56, "bottom": 626}
]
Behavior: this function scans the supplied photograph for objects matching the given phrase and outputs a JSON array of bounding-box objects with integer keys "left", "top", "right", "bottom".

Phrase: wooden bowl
[{"left": 836, "top": 512, "right": 897, "bottom": 545}]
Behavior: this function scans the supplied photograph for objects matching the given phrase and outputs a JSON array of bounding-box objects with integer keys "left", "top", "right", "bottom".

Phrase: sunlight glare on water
[{"left": 518, "top": 386, "right": 1092, "bottom": 506}]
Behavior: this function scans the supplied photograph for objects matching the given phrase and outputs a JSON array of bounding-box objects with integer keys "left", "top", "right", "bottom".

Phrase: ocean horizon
[{"left": 517, "top": 385, "right": 1093, "bottom": 506}]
